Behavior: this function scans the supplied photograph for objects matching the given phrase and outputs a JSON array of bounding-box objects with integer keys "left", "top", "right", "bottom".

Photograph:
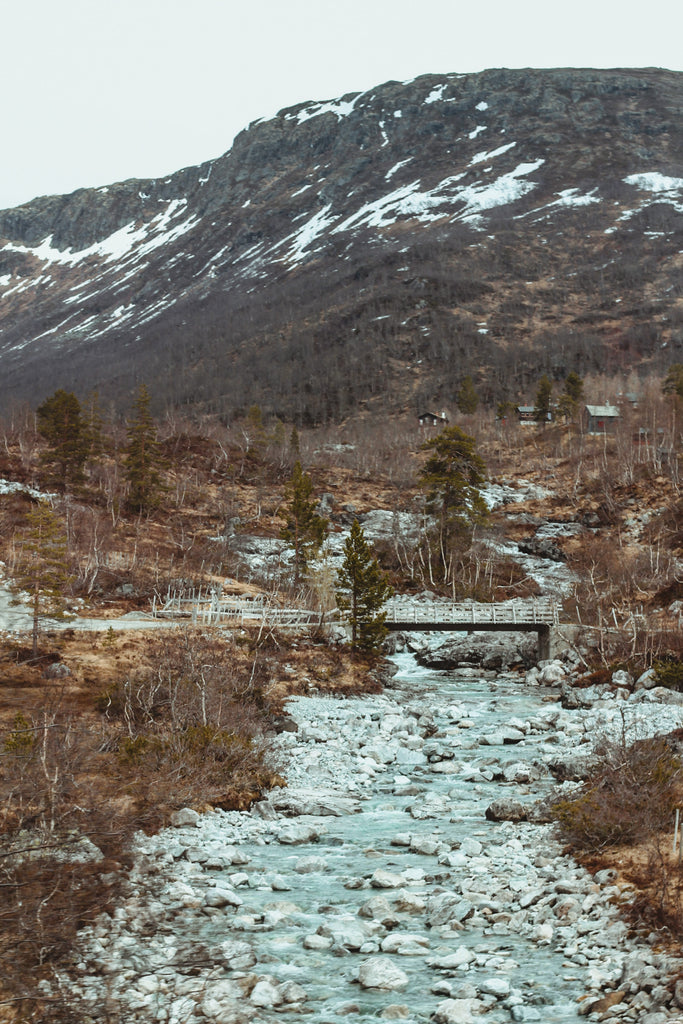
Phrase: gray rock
[
  {"left": 357, "top": 956, "right": 409, "bottom": 991},
  {"left": 485, "top": 798, "right": 527, "bottom": 822},
  {"left": 250, "top": 979, "right": 283, "bottom": 1007},
  {"left": 371, "top": 869, "right": 406, "bottom": 889},
  {"left": 478, "top": 977, "right": 510, "bottom": 999},
  {"left": 294, "top": 855, "right": 328, "bottom": 873},
  {"left": 635, "top": 668, "right": 658, "bottom": 690},
  {"left": 170, "top": 807, "right": 200, "bottom": 828},
  {"left": 204, "top": 887, "right": 243, "bottom": 909},
  {"left": 431, "top": 997, "right": 480, "bottom": 1023},
  {"left": 276, "top": 824, "right": 320, "bottom": 844},
  {"left": 280, "top": 980, "right": 308, "bottom": 1004}
]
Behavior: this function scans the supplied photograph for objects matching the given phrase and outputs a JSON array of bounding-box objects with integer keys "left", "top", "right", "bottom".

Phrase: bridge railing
[
  {"left": 152, "top": 587, "right": 559, "bottom": 631},
  {"left": 382, "top": 598, "right": 559, "bottom": 626}
]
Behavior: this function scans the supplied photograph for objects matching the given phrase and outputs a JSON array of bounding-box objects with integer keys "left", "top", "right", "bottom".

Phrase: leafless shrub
[{"left": 551, "top": 733, "right": 681, "bottom": 853}]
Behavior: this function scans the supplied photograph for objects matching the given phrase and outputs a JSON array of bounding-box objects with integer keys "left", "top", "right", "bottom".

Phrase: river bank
[{"left": 54, "top": 653, "right": 683, "bottom": 1024}]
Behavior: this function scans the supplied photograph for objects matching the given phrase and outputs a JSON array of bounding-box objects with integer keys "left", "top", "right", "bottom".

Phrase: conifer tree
[
  {"left": 418, "top": 426, "right": 488, "bottom": 534},
  {"left": 124, "top": 384, "right": 162, "bottom": 513},
  {"left": 456, "top": 375, "right": 479, "bottom": 415},
  {"left": 663, "top": 364, "right": 683, "bottom": 399},
  {"left": 557, "top": 372, "right": 584, "bottom": 421},
  {"left": 418, "top": 425, "right": 487, "bottom": 585},
  {"left": 13, "top": 502, "right": 71, "bottom": 657},
  {"left": 533, "top": 375, "right": 553, "bottom": 424},
  {"left": 279, "top": 461, "right": 327, "bottom": 584},
  {"left": 336, "top": 519, "right": 393, "bottom": 652},
  {"left": 36, "top": 389, "right": 89, "bottom": 487}
]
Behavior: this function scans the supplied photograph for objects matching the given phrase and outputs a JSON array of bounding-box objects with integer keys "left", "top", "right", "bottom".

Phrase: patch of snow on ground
[
  {"left": 0, "top": 274, "right": 10, "bottom": 287},
  {"left": 284, "top": 205, "right": 337, "bottom": 265},
  {"left": 482, "top": 480, "right": 550, "bottom": 509},
  {"left": 624, "top": 172, "right": 683, "bottom": 193},
  {"left": 2, "top": 200, "right": 199, "bottom": 270},
  {"left": 330, "top": 160, "right": 543, "bottom": 235},
  {"left": 385, "top": 158, "right": 412, "bottom": 180},
  {"left": 470, "top": 141, "right": 516, "bottom": 165},
  {"left": 425, "top": 84, "right": 446, "bottom": 104},
  {"left": 476, "top": 100, "right": 489, "bottom": 111},
  {"left": 454, "top": 161, "right": 545, "bottom": 225},
  {"left": 0, "top": 479, "right": 54, "bottom": 500},
  {"left": 550, "top": 188, "right": 600, "bottom": 207},
  {"left": 296, "top": 95, "right": 361, "bottom": 124},
  {"left": 468, "top": 125, "right": 487, "bottom": 139}
]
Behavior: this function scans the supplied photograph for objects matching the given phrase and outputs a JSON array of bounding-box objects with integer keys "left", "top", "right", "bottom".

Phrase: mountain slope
[{"left": 1, "top": 67, "right": 682, "bottom": 421}]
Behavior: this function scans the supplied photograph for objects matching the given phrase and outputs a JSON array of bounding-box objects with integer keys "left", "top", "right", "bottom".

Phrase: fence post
[{"left": 674, "top": 808, "right": 680, "bottom": 857}]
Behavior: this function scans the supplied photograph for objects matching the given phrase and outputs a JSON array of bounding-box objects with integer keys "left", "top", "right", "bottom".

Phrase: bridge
[
  {"left": 152, "top": 588, "right": 560, "bottom": 659},
  {"left": 382, "top": 598, "right": 560, "bottom": 660}
]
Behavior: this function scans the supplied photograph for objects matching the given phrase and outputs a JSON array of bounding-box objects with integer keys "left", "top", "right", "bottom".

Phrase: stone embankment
[{"left": 60, "top": 654, "right": 683, "bottom": 1024}]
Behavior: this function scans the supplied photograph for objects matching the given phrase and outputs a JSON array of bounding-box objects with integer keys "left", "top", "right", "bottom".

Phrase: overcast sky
[{"left": 1, "top": 0, "right": 682, "bottom": 211}]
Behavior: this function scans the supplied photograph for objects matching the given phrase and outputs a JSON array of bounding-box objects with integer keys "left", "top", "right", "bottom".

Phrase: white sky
[{"left": 1, "top": 0, "right": 682, "bottom": 211}]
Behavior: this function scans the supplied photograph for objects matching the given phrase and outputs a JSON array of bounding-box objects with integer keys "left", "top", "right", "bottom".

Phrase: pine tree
[
  {"left": 124, "top": 384, "right": 162, "bottom": 513},
  {"left": 418, "top": 426, "right": 487, "bottom": 533},
  {"left": 279, "top": 461, "right": 327, "bottom": 584},
  {"left": 336, "top": 520, "right": 393, "bottom": 652},
  {"left": 557, "top": 372, "right": 584, "bottom": 421},
  {"left": 13, "top": 502, "right": 71, "bottom": 657},
  {"left": 36, "top": 389, "right": 89, "bottom": 487},
  {"left": 663, "top": 364, "right": 683, "bottom": 399},
  {"left": 533, "top": 375, "right": 553, "bottom": 424},
  {"left": 84, "top": 390, "right": 105, "bottom": 464},
  {"left": 456, "top": 375, "right": 479, "bottom": 415}
]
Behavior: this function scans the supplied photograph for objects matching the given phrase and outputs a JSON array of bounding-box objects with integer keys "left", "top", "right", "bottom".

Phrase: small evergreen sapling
[
  {"left": 336, "top": 519, "right": 393, "bottom": 652},
  {"left": 279, "top": 461, "right": 327, "bottom": 584},
  {"left": 13, "top": 501, "right": 71, "bottom": 657}
]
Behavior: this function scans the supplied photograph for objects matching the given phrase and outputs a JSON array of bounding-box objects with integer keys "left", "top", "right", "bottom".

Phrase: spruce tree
[
  {"left": 533, "top": 375, "right": 553, "bottom": 424},
  {"left": 456, "top": 375, "right": 479, "bottom": 415},
  {"left": 336, "top": 519, "right": 393, "bottom": 652},
  {"left": 418, "top": 426, "right": 487, "bottom": 533},
  {"left": 279, "top": 461, "right": 327, "bottom": 584},
  {"left": 557, "top": 372, "right": 584, "bottom": 421},
  {"left": 13, "top": 502, "right": 71, "bottom": 657},
  {"left": 663, "top": 364, "right": 683, "bottom": 399},
  {"left": 36, "top": 389, "right": 89, "bottom": 487},
  {"left": 124, "top": 384, "right": 162, "bottom": 513}
]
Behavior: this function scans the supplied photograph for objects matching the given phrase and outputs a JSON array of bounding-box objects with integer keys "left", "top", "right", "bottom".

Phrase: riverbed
[{"left": 64, "top": 653, "right": 683, "bottom": 1023}]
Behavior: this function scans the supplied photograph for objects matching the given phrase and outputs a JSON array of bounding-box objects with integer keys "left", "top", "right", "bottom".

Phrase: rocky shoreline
[{"left": 59, "top": 653, "right": 683, "bottom": 1024}]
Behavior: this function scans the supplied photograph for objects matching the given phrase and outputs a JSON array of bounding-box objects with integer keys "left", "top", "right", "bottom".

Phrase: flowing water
[{"left": 103, "top": 652, "right": 645, "bottom": 1023}]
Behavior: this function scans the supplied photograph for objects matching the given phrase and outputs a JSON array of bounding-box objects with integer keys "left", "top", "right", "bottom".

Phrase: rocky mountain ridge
[{"left": 1, "top": 67, "right": 682, "bottom": 420}]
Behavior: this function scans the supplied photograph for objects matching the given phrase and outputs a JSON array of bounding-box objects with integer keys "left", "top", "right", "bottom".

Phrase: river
[{"left": 65, "top": 651, "right": 683, "bottom": 1023}]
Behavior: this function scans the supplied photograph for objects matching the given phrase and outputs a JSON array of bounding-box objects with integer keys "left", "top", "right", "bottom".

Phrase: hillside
[{"left": 1, "top": 67, "right": 682, "bottom": 421}]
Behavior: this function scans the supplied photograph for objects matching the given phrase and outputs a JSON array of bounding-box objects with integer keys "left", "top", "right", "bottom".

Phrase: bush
[
  {"left": 653, "top": 657, "right": 683, "bottom": 691},
  {"left": 551, "top": 735, "right": 681, "bottom": 853}
]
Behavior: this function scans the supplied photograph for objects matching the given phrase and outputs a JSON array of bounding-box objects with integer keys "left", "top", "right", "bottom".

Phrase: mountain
[{"left": 1, "top": 67, "right": 682, "bottom": 422}]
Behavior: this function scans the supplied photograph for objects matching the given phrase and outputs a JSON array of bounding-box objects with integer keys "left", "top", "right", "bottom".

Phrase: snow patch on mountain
[
  {"left": 330, "top": 161, "right": 545, "bottom": 237},
  {"left": 1, "top": 199, "right": 199, "bottom": 270},
  {"left": 386, "top": 159, "right": 413, "bottom": 180},
  {"left": 293, "top": 95, "right": 362, "bottom": 124},
  {"left": 425, "top": 84, "right": 447, "bottom": 104},
  {"left": 624, "top": 172, "right": 683, "bottom": 193},
  {"left": 284, "top": 205, "right": 337, "bottom": 265},
  {"left": 470, "top": 142, "right": 517, "bottom": 166}
]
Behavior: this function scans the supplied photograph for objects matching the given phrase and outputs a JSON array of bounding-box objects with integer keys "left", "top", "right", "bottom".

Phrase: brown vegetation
[{"left": 3, "top": 371, "right": 683, "bottom": 1013}]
